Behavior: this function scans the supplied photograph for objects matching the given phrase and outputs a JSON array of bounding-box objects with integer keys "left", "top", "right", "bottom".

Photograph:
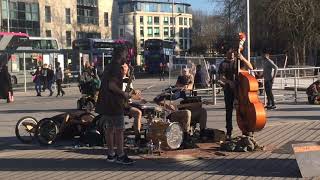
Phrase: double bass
[{"left": 236, "top": 32, "right": 266, "bottom": 136}]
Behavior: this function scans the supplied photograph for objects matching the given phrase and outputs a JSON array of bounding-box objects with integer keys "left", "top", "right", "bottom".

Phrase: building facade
[
  {"left": 0, "top": 0, "right": 115, "bottom": 49},
  {"left": 117, "top": 0, "right": 192, "bottom": 65}
]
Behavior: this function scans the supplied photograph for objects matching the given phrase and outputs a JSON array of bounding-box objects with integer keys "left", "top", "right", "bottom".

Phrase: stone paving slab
[{"left": 0, "top": 120, "right": 319, "bottom": 179}]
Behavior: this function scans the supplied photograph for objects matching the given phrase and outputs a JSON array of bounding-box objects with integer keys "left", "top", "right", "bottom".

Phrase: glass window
[
  {"left": 184, "top": 28, "right": 189, "bottom": 38},
  {"left": 147, "top": 27, "right": 153, "bottom": 37},
  {"left": 184, "top": 39, "right": 188, "bottom": 49},
  {"left": 119, "top": 4, "right": 123, "bottom": 13},
  {"left": 164, "top": 27, "right": 169, "bottom": 37},
  {"left": 184, "top": 18, "right": 188, "bottom": 26},
  {"left": 179, "top": 17, "right": 183, "bottom": 25},
  {"left": 104, "top": 12, "right": 109, "bottom": 26},
  {"left": 25, "top": 4, "right": 31, "bottom": 20},
  {"left": 179, "top": 28, "right": 183, "bottom": 38},
  {"left": 46, "top": 30, "right": 51, "bottom": 37},
  {"left": 31, "top": 4, "right": 39, "bottom": 21},
  {"left": 170, "top": 27, "right": 174, "bottom": 37},
  {"left": 66, "top": 8, "right": 71, "bottom": 24},
  {"left": 144, "top": 3, "right": 157, "bottom": 12},
  {"left": 134, "top": 2, "right": 141, "bottom": 11},
  {"left": 147, "top": 16, "right": 152, "bottom": 25},
  {"left": 160, "top": 4, "right": 172, "bottom": 12},
  {"left": 179, "top": 39, "right": 183, "bottom": 49},
  {"left": 163, "top": 17, "right": 169, "bottom": 25},
  {"left": 176, "top": 5, "right": 185, "bottom": 13},
  {"left": 140, "top": 27, "right": 144, "bottom": 36},
  {"left": 1, "top": 0, "right": 7, "bottom": 18},
  {"left": 45, "top": 6, "right": 51, "bottom": 22},
  {"left": 140, "top": 39, "right": 144, "bottom": 48},
  {"left": 154, "top": 27, "right": 160, "bottom": 37},
  {"left": 66, "top": 31, "right": 72, "bottom": 47},
  {"left": 77, "top": 6, "right": 99, "bottom": 25},
  {"left": 189, "top": 19, "right": 192, "bottom": 27},
  {"left": 140, "top": 16, "right": 143, "bottom": 24},
  {"left": 170, "top": 17, "right": 175, "bottom": 25},
  {"left": 154, "top": 17, "right": 159, "bottom": 25}
]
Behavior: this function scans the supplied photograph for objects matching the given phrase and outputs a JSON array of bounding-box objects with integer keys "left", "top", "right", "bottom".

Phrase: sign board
[
  {"left": 43, "top": 54, "right": 50, "bottom": 65},
  {"left": 292, "top": 142, "right": 320, "bottom": 177}
]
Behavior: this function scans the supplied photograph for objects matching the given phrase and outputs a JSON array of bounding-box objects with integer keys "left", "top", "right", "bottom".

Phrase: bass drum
[{"left": 147, "top": 120, "right": 183, "bottom": 150}]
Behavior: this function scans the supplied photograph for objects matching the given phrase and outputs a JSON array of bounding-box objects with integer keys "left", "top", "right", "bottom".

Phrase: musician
[
  {"left": 121, "top": 63, "right": 143, "bottom": 143},
  {"left": 218, "top": 48, "right": 253, "bottom": 140},
  {"left": 175, "top": 67, "right": 194, "bottom": 99}
]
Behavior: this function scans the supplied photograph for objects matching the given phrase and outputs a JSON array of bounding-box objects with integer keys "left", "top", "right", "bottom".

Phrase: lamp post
[{"left": 7, "top": 0, "right": 10, "bottom": 32}]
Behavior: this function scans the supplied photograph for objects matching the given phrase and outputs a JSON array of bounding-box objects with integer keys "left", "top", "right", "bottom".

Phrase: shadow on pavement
[
  {"left": 0, "top": 109, "right": 75, "bottom": 114},
  {"left": 0, "top": 156, "right": 301, "bottom": 178},
  {"left": 0, "top": 137, "right": 302, "bottom": 178},
  {"left": 268, "top": 115, "right": 320, "bottom": 121}
]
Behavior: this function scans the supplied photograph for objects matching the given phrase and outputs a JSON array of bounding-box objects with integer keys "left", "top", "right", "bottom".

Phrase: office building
[
  {"left": 117, "top": 0, "right": 192, "bottom": 64},
  {"left": 0, "top": 0, "right": 115, "bottom": 49}
]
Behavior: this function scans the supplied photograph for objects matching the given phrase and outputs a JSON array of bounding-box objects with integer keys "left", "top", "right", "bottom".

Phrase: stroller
[{"left": 77, "top": 75, "right": 101, "bottom": 112}]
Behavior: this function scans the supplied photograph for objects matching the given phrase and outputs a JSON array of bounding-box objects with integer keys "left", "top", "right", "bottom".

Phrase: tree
[
  {"left": 210, "top": 0, "right": 320, "bottom": 65},
  {"left": 190, "top": 10, "right": 225, "bottom": 56}
]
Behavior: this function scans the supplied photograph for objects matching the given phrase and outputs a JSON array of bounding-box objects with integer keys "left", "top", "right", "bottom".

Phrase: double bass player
[{"left": 218, "top": 33, "right": 253, "bottom": 140}]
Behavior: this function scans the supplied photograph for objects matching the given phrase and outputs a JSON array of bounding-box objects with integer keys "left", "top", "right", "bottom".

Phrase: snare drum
[{"left": 147, "top": 120, "right": 183, "bottom": 150}]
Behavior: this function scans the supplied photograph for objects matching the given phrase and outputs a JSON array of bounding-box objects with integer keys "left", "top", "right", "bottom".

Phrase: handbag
[{"left": 8, "top": 91, "right": 14, "bottom": 102}]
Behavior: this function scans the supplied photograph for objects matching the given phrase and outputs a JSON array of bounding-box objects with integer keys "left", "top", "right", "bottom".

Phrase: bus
[
  {"left": 0, "top": 32, "right": 29, "bottom": 64},
  {"left": 1, "top": 34, "right": 63, "bottom": 84},
  {"left": 72, "top": 38, "right": 114, "bottom": 75},
  {"left": 143, "top": 39, "right": 174, "bottom": 73},
  {"left": 0, "top": 32, "right": 29, "bottom": 84},
  {"left": 114, "top": 39, "right": 135, "bottom": 65}
]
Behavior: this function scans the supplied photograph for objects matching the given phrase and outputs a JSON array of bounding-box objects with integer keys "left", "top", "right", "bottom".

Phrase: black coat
[
  {"left": 47, "top": 69, "right": 54, "bottom": 81},
  {"left": 0, "top": 66, "right": 12, "bottom": 99}
]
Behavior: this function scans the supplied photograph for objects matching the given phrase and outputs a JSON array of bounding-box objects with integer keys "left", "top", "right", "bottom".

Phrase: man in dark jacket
[{"left": 95, "top": 47, "right": 134, "bottom": 165}]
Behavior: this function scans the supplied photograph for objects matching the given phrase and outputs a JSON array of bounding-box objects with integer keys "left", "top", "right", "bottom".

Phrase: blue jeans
[
  {"left": 48, "top": 80, "right": 53, "bottom": 93},
  {"left": 35, "top": 80, "right": 41, "bottom": 94}
]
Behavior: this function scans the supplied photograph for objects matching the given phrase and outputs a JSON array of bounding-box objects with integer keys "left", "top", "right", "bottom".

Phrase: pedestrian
[
  {"left": 159, "top": 62, "right": 165, "bottom": 81},
  {"left": 95, "top": 46, "right": 134, "bottom": 165},
  {"left": 218, "top": 49, "right": 253, "bottom": 140},
  {"left": 31, "top": 66, "right": 42, "bottom": 96},
  {"left": 47, "top": 64, "right": 54, "bottom": 96},
  {"left": 42, "top": 64, "right": 48, "bottom": 92},
  {"left": 263, "top": 51, "right": 278, "bottom": 109},
  {"left": 0, "top": 65, "right": 13, "bottom": 103},
  {"left": 55, "top": 63, "right": 65, "bottom": 97}
]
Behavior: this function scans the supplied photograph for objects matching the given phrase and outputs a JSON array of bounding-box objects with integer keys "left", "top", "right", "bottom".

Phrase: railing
[
  {"left": 252, "top": 67, "right": 320, "bottom": 104},
  {"left": 168, "top": 66, "right": 320, "bottom": 105}
]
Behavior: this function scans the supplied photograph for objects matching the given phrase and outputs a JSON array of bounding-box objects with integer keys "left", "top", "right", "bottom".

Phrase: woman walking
[{"left": 31, "top": 66, "right": 42, "bottom": 96}]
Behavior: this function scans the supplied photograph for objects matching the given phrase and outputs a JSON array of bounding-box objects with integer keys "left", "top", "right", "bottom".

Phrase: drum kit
[{"left": 129, "top": 102, "right": 184, "bottom": 150}]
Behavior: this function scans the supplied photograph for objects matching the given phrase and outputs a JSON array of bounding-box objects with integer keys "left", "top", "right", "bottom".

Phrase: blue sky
[{"left": 186, "top": 0, "right": 222, "bottom": 14}]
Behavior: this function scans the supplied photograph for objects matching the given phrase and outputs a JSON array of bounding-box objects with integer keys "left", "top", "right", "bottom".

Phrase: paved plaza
[{"left": 0, "top": 78, "right": 320, "bottom": 180}]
